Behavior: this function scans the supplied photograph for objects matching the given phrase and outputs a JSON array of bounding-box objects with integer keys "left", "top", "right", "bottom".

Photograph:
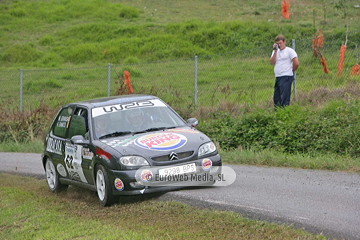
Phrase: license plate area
[{"left": 158, "top": 163, "right": 196, "bottom": 177}]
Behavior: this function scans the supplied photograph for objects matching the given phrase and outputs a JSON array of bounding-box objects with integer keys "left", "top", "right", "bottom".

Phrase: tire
[
  {"left": 45, "top": 158, "right": 68, "bottom": 192},
  {"left": 95, "top": 164, "right": 118, "bottom": 207}
]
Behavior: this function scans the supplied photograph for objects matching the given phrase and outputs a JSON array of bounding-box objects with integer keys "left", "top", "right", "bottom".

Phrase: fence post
[
  {"left": 107, "top": 63, "right": 111, "bottom": 97},
  {"left": 292, "top": 39, "right": 297, "bottom": 97},
  {"left": 194, "top": 55, "right": 198, "bottom": 112},
  {"left": 19, "top": 69, "right": 23, "bottom": 112}
]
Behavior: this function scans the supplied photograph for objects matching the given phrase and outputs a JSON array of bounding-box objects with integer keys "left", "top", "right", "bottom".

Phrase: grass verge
[
  {"left": 0, "top": 140, "right": 43, "bottom": 153},
  {"left": 220, "top": 149, "right": 360, "bottom": 173},
  {"left": 0, "top": 173, "right": 326, "bottom": 239}
]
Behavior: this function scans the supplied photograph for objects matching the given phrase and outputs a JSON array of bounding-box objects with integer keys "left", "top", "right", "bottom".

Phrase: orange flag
[
  {"left": 350, "top": 63, "right": 360, "bottom": 76},
  {"left": 337, "top": 45, "right": 346, "bottom": 76},
  {"left": 123, "top": 70, "right": 134, "bottom": 94},
  {"left": 320, "top": 56, "right": 330, "bottom": 74},
  {"left": 312, "top": 31, "right": 324, "bottom": 57},
  {"left": 282, "top": 0, "right": 290, "bottom": 19}
]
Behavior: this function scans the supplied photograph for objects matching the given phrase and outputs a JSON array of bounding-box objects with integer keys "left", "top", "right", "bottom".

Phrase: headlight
[
  {"left": 119, "top": 156, "right": 149, "bottom": 166},
  {"left": 198, "top": 142, "right": 217, "bottom": 157}
]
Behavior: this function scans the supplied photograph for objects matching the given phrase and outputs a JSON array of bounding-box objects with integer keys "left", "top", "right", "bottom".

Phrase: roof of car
[{"left": 64, "top": 94, "right": 159, "bottom": 108}]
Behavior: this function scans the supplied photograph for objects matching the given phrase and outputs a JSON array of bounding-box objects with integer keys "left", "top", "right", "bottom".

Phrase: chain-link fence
[{"left": 1, "top": 30, "right": 359, "bottom": 114}]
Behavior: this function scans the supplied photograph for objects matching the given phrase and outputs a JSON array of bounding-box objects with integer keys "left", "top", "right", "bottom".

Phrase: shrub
[
  {"left": 0, "top": 101, "right": 56, "bottom": 143},
  {"left": 200, "top": 100, "right": 360, "bottom": 157}
]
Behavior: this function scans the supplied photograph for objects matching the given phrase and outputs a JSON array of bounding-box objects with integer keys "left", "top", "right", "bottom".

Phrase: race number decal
[{"left": 64, "top": 143, "right": 87, "bottom": 183}]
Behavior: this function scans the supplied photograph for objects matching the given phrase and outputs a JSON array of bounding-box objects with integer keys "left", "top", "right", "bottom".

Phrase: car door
[
  {"left": 46, "top": 106, "right": 74, "bottom": 180},
  {"left": 65, "top": 107, "right": 95, "bottom": 185}
]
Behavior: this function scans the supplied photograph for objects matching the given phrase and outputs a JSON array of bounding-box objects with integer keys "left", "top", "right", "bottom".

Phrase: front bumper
[{"left": 108, "top": 154, "right": 222, "bottom": 196}]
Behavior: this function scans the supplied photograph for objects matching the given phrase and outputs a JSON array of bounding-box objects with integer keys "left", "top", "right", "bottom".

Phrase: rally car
[{"left": 42, "top": 94, "right": 222, "bottom": 206}]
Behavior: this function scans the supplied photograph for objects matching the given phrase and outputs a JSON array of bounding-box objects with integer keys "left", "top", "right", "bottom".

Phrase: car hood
[{"left": 98, "top": 128, "right": 211, "bottom": 157}]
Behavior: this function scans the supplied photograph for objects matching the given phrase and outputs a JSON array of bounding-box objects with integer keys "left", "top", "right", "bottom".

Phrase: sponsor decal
[
  {"left": 46, "top": 137, "right": 63, "bottom": 155},
  {"left": 56, "top": 164, "right": 67, "bottom": 177},
  {"left": 92, "top": 99, "right": 167, "bottom": 117},
  {"left": 101, "top": 136, "right": 137, "bottom": 148},
  {"left": 135, "top": 133, "right": 187, "bottom": 151},
  {"left": 64, "top": 143, "right": 87, "bottom": 183},
  {"left": 140, "top": 169, "right": 153, "bottom": 182},
  {"left": 56, "top": 116, "right": 70, "bottom": 128},
  {"left": 114, "top": 178, "right": 124, "bottom": 191},
  {"left": 202, "top": 158, "right": 212, "bottom": 171},
  {"left": 82, "top": 148, "right": 94, "bottom": 160},
  {"left": 166, "top": 128, "right": 200, "bottom": 134}
]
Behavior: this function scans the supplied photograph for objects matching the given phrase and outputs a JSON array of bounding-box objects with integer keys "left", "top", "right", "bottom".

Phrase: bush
[
  {"left": 0, "top": 101, "right": 56, "bottom": 144},
  {"left": 200, "top": 100, "right": 360, "bottom": 157}
]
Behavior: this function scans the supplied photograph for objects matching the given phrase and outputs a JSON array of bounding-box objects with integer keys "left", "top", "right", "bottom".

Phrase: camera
[{"left": 273, "top": 43, "right": 279, "bottom": 50}]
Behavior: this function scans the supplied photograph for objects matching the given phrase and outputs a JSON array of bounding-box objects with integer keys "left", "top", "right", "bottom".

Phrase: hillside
[{"left": 0, "top": 0, "right": 359, "bottom": 70}]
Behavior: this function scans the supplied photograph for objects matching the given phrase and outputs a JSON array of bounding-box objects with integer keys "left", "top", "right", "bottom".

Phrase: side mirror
[
  {"left": 187, "top": 118, "right": 198, "bottom": 128},
  {"left": 70, "top": 135, "right": 90, "bottom": 146}
]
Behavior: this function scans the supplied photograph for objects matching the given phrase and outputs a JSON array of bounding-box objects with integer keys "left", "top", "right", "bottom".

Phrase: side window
[
  {"left": 68, "top": 108, "right": 88, "bottom": 139},
  {"left": 53, "top": 107, "right": 73, "bottom": 138}
]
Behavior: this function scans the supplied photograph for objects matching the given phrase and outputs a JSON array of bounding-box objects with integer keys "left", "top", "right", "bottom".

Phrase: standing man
[{"left": 269, "top": 34, "right": 299, "bottom": 107}]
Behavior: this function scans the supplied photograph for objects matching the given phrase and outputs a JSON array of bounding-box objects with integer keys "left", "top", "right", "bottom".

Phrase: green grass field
[
  {"left": 1, "top": 0, "right": 359, "bottom": 70},
  {"left": 0, "top": 173, "right": 326, "bottom": 239},
  {"left": 1, "top": 0, "right": 360, "bottom": 112},
  {"left": 1, "top": 1, "right": 359, "bottom": 238},
  {"left": 2, "top": 45, "right": 360, "bottom": 115}
]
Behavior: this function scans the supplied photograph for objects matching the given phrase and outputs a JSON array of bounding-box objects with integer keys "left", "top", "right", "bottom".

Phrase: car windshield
[{"left": 92, "top": 100, "right": 186, "bottom": 139}]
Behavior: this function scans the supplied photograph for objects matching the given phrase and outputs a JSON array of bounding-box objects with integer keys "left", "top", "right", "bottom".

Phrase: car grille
[{"left": 151, "top": 151, "right": 194, "bottom": 162}]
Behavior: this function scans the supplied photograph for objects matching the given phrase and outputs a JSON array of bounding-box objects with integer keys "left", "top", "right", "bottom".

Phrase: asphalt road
[{"left": 1, "top": 152, "right": 359, "bottom": 239}]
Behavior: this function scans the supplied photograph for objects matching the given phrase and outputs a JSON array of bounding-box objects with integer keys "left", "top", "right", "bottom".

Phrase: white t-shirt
[{"left": 271, "top": 47, "right": 297, "bottom": 77}]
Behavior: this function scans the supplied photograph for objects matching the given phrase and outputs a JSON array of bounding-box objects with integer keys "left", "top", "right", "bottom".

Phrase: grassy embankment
[{"left": 1, "top": 1, "right": 359, "bottom": 239}]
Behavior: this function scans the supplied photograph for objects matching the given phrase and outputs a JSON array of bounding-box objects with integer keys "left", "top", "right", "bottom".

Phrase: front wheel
[
  {"left": 45, "top": 158, "right": 68, "bottom": 192},
  {"left": 96, "top": 164, "right": 118, "bottom": 207}
]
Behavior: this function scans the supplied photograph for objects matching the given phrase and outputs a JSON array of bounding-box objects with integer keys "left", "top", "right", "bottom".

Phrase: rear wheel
[
  {"left": 96, "top": 164, "right": 118, "bottom": 206},
  {"left": 45, "top": 158, "right": 68, "bottom": 192}
]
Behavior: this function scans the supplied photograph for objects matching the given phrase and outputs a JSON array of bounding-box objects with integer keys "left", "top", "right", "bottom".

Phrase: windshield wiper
[
  {"left": 99, "top": 131, "right": 132, "bottom": 139},
  {"left": 144, "top": 127, "right": 167, "bottom": 132},
  {"left": 144, "top": 126, "right": 177, "bottom": 132},
  {"left": 131, "top": 130, "right": 147, "bottom": 135},
  {"left": 131, "top": 126, "right": 177, "bottom": 135}
]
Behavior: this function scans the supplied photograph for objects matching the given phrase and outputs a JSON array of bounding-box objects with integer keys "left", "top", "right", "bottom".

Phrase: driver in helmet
[
  {"left": 125, "top": 108, "right": 148, "bottom": 131},
  {"left": 94, "top": 114, "right": 111, "bottom": 138}
]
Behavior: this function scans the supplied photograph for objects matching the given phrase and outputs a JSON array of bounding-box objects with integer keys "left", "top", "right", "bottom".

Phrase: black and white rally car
[{"left": 42, "top": 94, "right": 222, "bottom": 206}]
